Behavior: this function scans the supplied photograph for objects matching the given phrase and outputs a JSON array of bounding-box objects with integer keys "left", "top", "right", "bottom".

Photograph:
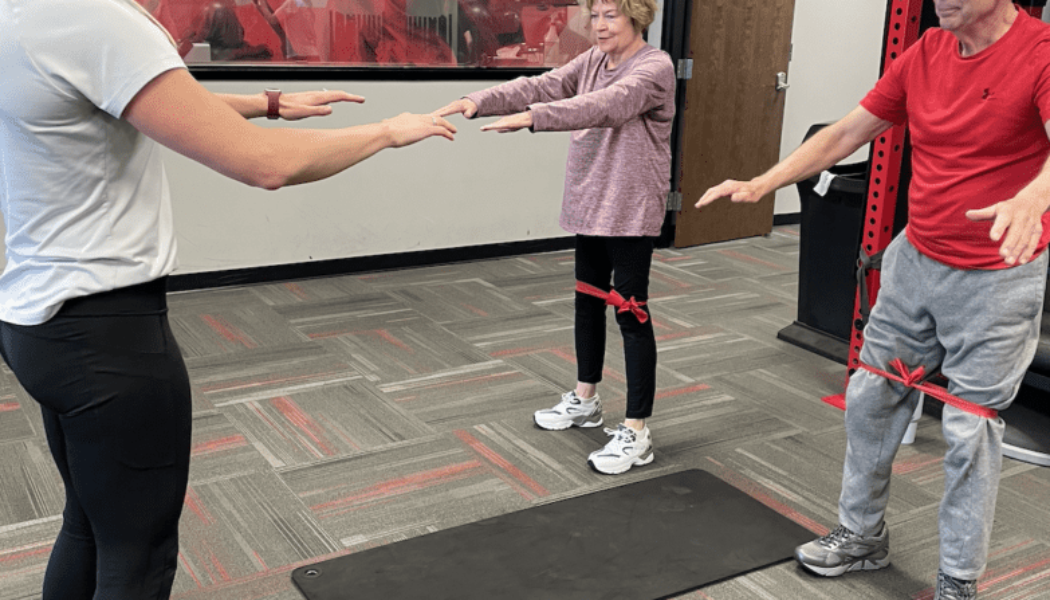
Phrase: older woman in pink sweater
[{"left": 434, "top": 0, "right": 675, "bottom": 475}]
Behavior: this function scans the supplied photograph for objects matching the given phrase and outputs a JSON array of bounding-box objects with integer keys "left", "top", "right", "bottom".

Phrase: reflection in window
[{"left": 138, "top": 0, "right": 594, "bottom": 68}]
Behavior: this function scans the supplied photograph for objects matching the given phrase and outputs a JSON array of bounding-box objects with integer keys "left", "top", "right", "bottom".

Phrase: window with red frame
[{"left": 137, "top": 0, "right": 594, "bottom": 68}]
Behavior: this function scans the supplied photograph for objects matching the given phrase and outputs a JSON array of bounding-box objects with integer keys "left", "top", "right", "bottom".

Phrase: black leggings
[
  {"left": 0, "top": 278, "right": 191, "bottom": 600},
  {"left": 575, "top": 235, "right": 657, "bottom": 419}
]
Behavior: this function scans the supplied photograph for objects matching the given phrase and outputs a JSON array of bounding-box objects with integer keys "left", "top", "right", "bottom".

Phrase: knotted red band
[
  {"left": 575, "top": 281, "right": 649, "bottom": 324},
  {"left": 858, "top": 358, "right": 998, "bottom": 419}
]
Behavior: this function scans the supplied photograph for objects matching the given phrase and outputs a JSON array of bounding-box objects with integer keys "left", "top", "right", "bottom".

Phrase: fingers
[
  {"left": 478, "top": 112, "right": 530, "bottom": 133},
  {"left": 430, "top": 114, "right": 457, "bottom": 138},
  {"left": 988, "top": 209, "right": 1010, "bottom": 243},
  {"left": 479, "top": 123, "right": 520, "bottom": 133},
  {"left": 1019, "top": 224, "right": 1043, "bottom": 264},
  {"left": 428, "top": 99, "right": 479, "bottom": 128},
  {"left": 431, "top": 105, "right": 459, "bottom": 118},
  {"left": 431, "top": 100, "right": 472, "bottom": 118},
  {"left": 999, "top": 213, "right": 1038, "bottom": 265},
  {"left": 979, "top": 199, "right": 1045, "bottom": 265},
  {"left": 695, "top": 180, "right": 739, "bottom": 208},
  {"left": 334, "top": 92, "right": 365, "bottom": 104},
  {"left": 316, "top": 90, "right": 364, "bottom": 104},
  {"left": 964, "top": 205, "right": 998, "bottom": 222}
]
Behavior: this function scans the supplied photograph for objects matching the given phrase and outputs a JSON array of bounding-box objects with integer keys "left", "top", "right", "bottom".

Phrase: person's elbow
[
  {"left": 224, "top": 164, "right": 291, "bottom": 191},
  {"left": 250, "top": 166, "right": 293, "bottom": 191},
  {"left": 220, "top": 143, "right": 297, "bottom": 190}
]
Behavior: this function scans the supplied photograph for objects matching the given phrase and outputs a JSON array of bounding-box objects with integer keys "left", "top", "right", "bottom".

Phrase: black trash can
[{"left": 777, "top": 124, "right": 869, "bottom": 364}]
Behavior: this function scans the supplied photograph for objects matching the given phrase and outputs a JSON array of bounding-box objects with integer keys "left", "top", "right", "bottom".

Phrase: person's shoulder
[
  {"left": 631, "top": 46, "right": 675, "bottom": 76},
  {"left": 14, "top": 0, "right": 142, "bottom": 49},
  {"left": 635, "top": 45, "right": 674, "bottom": 67},
  {"left": 1019, "top": 8, "right": 1050, "bottom": 35},
  {"left": 1022, "top": 12, "right": 1050, "bottom": 45},
  {"left": 35, "top": 0, "right": 135, "bottom": 19},
  {"left": 1015, "top": 12, "right": 1050, "bottom": 65}
]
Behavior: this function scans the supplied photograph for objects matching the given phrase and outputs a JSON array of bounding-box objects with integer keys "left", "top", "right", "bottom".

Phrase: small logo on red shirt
[{"left": 982, "top": 88, "right": 993, "bottom": 100}]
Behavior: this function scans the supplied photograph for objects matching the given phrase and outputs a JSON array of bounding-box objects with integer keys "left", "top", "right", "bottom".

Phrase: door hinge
[
  {"left": 676, "top": 58, "right": 693, "bottom": 81},
  {"left": 666, "top": 191, "right": 683, "bottom": 211}
]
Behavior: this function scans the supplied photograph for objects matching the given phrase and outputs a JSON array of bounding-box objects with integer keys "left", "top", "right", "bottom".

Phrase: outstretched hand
[
  {"left": 382, "top": 112, "right": 457, "bottom": 147},
  {"left": 695, "top": 179, "right": 766, "bottom": 209},
  {"left": 278, "top": 90, "right": 365, "bottom": 121},
  {"left": 432, "top": 99, "right": 479, "bottom": 119},
  {"left": 966, "top": 195, "right": 1046, "bottom": 265},
  {"left": 480, "top": 111, "right": 533, "bottom": 133}
]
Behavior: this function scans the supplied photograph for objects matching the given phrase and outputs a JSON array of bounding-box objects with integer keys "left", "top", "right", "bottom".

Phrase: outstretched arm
[
  {"left": 123, "top": 69, "right": 455, "bottom": 190},
  {"left": 695, "top": 106, "right": 893, "bottom": 208},
  {"left": 965, "top": 121, "right": 1050, "bottom": 265},
  {"left": 433, "top": 56, "right": 585, "bottom": 119},
  {"left": 217, "top": 90, "right": 366, "bottom": 121},
  {"left": 472, "top": 58, "right": 674, "bottom": 133}
]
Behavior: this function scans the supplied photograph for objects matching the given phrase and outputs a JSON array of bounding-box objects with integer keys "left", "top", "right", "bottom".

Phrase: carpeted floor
[{"left": 0, "top": 225, "right": 1047, "bottom": 600}]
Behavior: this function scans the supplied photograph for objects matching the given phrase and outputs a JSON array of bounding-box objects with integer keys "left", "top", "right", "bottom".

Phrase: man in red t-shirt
[{"left": 697, "top": 2, "right": 1050, "bottom": 599}]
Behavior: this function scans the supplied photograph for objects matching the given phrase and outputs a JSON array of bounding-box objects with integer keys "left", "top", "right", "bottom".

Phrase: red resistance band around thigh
[
  {"left": 575, "top": 281, "right": 649, "bottom": 324},
  {"left": 858, "top": 358, "right": 999, "bottom": 419}
]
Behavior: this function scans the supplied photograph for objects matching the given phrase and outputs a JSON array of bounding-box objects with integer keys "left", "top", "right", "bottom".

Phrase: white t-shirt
[{"left": 0, "top": 0, "right": 186, "bottom": 325}]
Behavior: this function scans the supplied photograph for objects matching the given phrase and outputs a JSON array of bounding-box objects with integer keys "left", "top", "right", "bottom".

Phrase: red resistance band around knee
[
  {"left": 575, "top": 281, "right": 649, "bottom": 324},
  {"left": 858, "top": 358, "right": 998, "bottom": 419}
]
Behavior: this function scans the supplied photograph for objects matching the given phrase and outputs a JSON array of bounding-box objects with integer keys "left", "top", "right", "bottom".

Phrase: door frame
[{"left": 656, "top": 0, "right": 691, "bottom": 248}]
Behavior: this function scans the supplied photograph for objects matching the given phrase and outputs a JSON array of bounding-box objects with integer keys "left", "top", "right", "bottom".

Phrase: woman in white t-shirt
[{"left": 0, "top": 1, "right": 455, "bottom": 598}]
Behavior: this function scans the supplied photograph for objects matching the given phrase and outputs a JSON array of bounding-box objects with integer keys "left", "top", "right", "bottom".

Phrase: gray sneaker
[
  {"left": 934, "top": 570, "right": 977, "bottom": 600},
  {"left": 794, "top": 523, "right": 890, "bottom": 577},
  {"left": 533, "top": 391, "right": 603, "bottom": 430}
]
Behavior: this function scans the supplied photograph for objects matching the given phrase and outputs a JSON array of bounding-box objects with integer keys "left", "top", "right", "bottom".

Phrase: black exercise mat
[{"left": 292, "top": 469, "right": 814, "bottom": 600}]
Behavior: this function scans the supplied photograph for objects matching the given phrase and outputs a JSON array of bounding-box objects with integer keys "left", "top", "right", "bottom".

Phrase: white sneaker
[
  {"left": 533, "top": 391, "right": 603, "bottom": 431},
  {"left": 588, "top": 424, "right": 654, "bottom": 475}
]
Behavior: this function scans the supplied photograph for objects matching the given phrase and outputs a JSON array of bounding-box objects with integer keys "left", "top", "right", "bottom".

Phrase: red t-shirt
[{"left": 861, "top": 9, "right": 1050, "bottom": 269}]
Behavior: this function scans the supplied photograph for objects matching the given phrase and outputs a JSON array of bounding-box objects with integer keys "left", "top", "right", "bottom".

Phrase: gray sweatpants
[{"left": 838, "top": 232, "right": 1047, "bottom": 581}]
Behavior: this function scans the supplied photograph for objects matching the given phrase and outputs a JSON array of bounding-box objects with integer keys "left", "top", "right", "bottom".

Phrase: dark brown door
[{"left": 674, "top": 0, "right": 797, "bottom": 248}]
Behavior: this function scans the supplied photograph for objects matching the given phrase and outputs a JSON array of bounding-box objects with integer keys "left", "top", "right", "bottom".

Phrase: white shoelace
[{"left": 601, "top": 425, "right": 638, "bottom": 454}]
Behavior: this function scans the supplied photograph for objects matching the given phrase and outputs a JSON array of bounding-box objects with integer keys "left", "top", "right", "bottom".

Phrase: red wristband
[{"left": 265, "top": 89, "right": 281, "bottom": 120}]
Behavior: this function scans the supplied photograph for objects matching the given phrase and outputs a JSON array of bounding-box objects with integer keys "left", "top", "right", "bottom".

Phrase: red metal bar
[{"left": 822, "top": 0, "right": 924, "bottom": 410}]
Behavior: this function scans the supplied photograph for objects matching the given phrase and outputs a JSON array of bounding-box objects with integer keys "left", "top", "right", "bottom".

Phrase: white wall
[
  {"left": 774, "top": 0, "right": 887, "bottom": 215},
  {"left": 164, "top": 81, "right": 571, "bottom": 274}
]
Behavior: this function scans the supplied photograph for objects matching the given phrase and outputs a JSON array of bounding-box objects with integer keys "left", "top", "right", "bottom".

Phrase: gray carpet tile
[
  {"left": 0, "top": 401, "right": 34, "bottom": 445},
  {"left": 385, "top": 278, "right": 533, "bottom": 324},
  {"left": 441, "top": 307, "right": 575, "bottom": 354},
  {"left": 0, "top": 517, "right": 61, "bottom": 600},
  {"left": 278, "top": 433, "right": 543, "bottom": 550},
  {"left": 174, "top": 469, "right": 340, "bottom": 592},
  {"left": 0, "top": 441, "right": 63, "bottom": 528},
  {"left": 247, "top": 276, "right": 377, "bottom": 307},
  {"left": 169, "top": 290, "right": 306, "bottom": 359},
  {"left": 2, "top": 225, "right": 1049, "bottom": 600},
  {"left": 302, "top": 318, "right": 496, "bottom": 384},
  {"left": 378, "top": 361, "right": 561, "bottom": 431},
  {"left": 187, "top": 343, "right": 362, "bottom": 410},
  {"left": 0, "top": 368, "right": 37, "bottom": 444}
]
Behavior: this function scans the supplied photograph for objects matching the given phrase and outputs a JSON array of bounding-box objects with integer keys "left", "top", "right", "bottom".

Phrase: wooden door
[{"left": 673, "top": 0, "right": 796, "bottom": 247}]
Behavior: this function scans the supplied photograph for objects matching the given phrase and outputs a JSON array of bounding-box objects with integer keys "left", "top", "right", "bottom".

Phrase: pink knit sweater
[{"left": 466, "top": 45, "right": 676, "bottom": 237}]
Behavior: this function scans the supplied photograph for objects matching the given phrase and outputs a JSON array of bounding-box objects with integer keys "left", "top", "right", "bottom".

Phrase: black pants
[
  {"left": 0, "top": 278, "right": 192, "bottom": 600},
  {"left": 575, "top": 235, "right": 657, "bottom": 419}
]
